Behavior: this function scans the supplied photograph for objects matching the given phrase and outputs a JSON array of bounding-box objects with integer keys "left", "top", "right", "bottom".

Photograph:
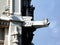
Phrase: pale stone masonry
[{"left": 0, "top": 0, "right": 49, "bottom": 45}]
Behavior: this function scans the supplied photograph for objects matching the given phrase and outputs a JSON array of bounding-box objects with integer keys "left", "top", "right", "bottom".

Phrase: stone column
[
  {"left": 4, "top": 28, "right": 8, "bottom": 45},
  {"left": 10, "top": 0, "right": 13, "bottom": 14},
  {"left": 8, "top": 22, "right": 12, "bottom": 45}
]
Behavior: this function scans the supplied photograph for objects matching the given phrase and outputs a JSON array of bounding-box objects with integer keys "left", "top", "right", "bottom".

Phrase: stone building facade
[{"left": 0, "top": 0, "right": 49, "bottom": 45}]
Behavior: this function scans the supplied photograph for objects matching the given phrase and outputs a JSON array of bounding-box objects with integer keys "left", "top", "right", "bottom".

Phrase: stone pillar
[
  {"left": 10, "top": 0, "right": 13, "bottom": 14},
  {"left": 4, "top": 28, "right": 8, "bottom": 45},
  {"left": 8, "top": 22, "right": 12, "bottom": 45}
]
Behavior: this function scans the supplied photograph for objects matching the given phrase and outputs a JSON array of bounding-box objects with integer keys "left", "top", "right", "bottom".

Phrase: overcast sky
[{"left": 31, "top": 0, "right": 60, "bottom": 45}]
